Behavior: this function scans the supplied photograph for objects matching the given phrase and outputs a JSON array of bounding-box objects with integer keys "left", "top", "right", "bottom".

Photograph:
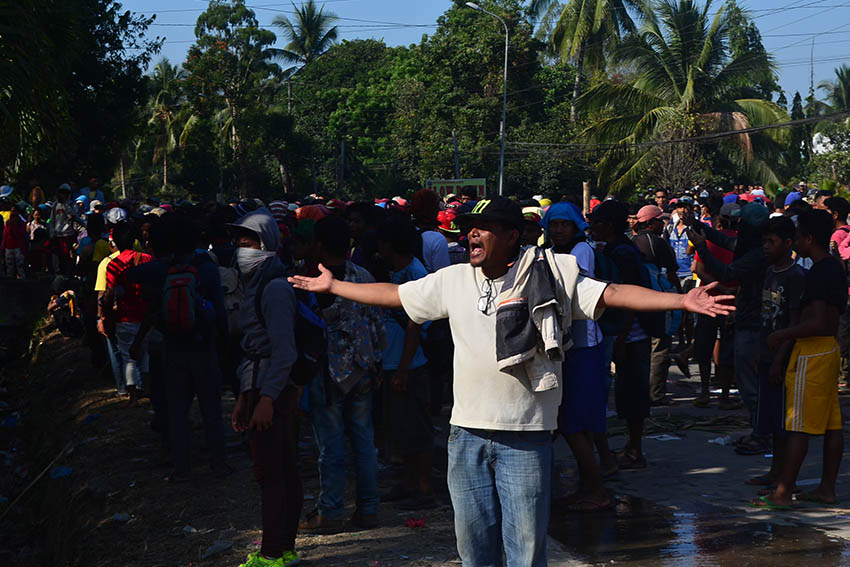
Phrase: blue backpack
[{"left": 638, "top": 235, "right": 683, "bottom": 338}]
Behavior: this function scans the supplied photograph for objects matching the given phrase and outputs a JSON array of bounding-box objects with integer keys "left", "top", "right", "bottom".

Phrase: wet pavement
[
  {"left": 547, "top": 363, "right": 850, "bottom": 566},
  {"left": 550, "top": 495, "right": 850, "bottom": 566}
]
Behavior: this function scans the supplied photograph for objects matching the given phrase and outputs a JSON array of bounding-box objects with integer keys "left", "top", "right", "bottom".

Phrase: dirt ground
[{"left": 0, "top": 327, "right": 461, "bottom": 567}]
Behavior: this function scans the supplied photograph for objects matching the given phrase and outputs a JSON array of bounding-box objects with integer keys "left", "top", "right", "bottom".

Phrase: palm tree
[
  {"left": 577, "top": 0, "right": 788, "bottom": 193},
  {"left": 147, "top": 58, "right": 197, "bottom": 188},
  {"left": 530, "top": 0, "right": 643, "bottom": 121},
  {"left": 271, "top": 0, "right": 339, "bottom": 68},
  {"left": 818, "top": 64, "right": 850, "bottom": 113}
]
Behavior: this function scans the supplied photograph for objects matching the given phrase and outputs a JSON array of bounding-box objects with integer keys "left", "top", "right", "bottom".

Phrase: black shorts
[
  {"left": 614, "top": 339, "right": 651, "bottom": 419},
  {"left": 387, "top": 366, "right": 433, "bottom": 455},
  {"left": 694, "top": 314, "right": 734, "bottom": 364}
]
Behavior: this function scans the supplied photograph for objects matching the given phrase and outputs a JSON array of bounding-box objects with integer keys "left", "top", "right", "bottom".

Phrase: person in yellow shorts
[{"left": 753, "top": 209, "right": 848, "bottom": 510}]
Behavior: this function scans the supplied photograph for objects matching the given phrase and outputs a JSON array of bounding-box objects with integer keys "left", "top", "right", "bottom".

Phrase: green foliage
[
  {"left": 818, "top": 64, "right": 850, "bottom": 113},
  {"left": 725, "top": 0, "right": 780, "bottom": 101},
  {"left": 271, "top": 0, "right": 339, "bottom": 68},
  {"left": 576, "top": 0, "right": 788, "bottom": 194},
  {"left": 811, "top": 121, "right": 850, "bottom": 186},
  {"left": 1, "top": 0, "right": 160, "bottom": 185},
  {"left": 183, "top": 0, "right": 281, "bottom": 195},
  {"left": 11, "top": 0, "right": 845, "bottom": 200}
]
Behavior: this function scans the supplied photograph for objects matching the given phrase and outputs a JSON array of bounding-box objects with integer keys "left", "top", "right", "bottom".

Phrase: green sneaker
[
  {"left": 238, "top": 552, "right": 283, "bottom": 567},
  {"left": 282, "top": 550, "right": 301, "bottom": 567}
]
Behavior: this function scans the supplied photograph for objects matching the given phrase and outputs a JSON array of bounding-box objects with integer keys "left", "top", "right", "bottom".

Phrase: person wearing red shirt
[
  {"left": 692, "top": 201, "right": 741, "bottom": 410},
  {"left": 100, "top": 222, "right": 152, "bottom": 406}
]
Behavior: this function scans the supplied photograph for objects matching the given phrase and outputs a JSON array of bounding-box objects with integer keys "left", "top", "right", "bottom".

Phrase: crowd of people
[{"left": 1, "top": 176, "right": 847, "bottom": 566}]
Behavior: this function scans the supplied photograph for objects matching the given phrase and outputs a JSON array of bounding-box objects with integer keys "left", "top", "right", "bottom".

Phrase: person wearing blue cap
[
  {"left": 783, "top": 190, "right": 803, "bottom": 209},
  {"left": 543, "top": 202, "right": 614, "bottom": 511}
]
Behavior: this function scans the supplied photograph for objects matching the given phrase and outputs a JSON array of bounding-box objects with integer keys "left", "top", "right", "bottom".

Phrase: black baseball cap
[{"left": 458, "top": 196, "right": 524, "bottom": 231}]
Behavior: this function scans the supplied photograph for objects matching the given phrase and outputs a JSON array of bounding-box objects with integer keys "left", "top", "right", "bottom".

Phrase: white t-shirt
[{"left": 398, "top": 261, "right": 608, "bottom": 431}]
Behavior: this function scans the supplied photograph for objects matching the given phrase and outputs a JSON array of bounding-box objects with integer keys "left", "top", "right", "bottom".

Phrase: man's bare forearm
[
  {"left": 329, "top": 280, "right": 402, "bottom": 309},
  {"left": 602, "top": 283, "right": 684, "bottom": 312}
]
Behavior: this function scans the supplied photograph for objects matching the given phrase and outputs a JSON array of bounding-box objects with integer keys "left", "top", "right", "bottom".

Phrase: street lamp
[{"left": 466, "top": 2, "right": 508, "bottom": 196}]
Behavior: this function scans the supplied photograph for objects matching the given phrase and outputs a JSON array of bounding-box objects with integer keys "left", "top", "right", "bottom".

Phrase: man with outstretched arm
[{"left": 289, "top": 196, "right": 734, "bottom": 567}]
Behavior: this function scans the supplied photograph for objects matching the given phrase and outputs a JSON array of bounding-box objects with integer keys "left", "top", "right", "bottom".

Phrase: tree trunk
[
  {"left": 582, "top": 180, "right": 591, "bottom": 215},
  {"left": 570, "top": 42, "right": 585, "bottom": 123},
  {"left": 119, "top": 156, "right": 126, "bottom": 199},
  {"left": 163, "top": 151, "right": 168, "bottom": 189},
  {"left": 277, "top": 152, "right": 293, "bottom": 194}
]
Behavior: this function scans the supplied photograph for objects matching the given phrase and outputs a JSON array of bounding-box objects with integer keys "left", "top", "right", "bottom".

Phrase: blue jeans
[
  {"left": 735, "top": 328, "right": 761, "bottom": 427},
  {"left": 105, "top": 336, "right": 125, "bottom": 394},
  {"left": 308, "top": 374, "right": 379, "bottom": 519},
  {"left": 447, "top": 425, "right": 552, "bottom": 567}
]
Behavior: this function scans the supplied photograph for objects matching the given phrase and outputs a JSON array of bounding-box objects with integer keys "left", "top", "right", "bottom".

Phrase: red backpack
[{"left": 162, "top": 263, "right": 200, "bottom": 336}]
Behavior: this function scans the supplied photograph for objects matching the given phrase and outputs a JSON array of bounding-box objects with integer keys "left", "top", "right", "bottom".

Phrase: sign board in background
[{"left": 425, "top": 179, "right": 487, "bottom": 199}]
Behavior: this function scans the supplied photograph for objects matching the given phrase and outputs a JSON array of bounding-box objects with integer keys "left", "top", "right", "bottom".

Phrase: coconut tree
[
  {"left": 147, "top": 58, "right": 198, "bottom": 189},
  {"left": 818, "top": 64, "right": 850, "bottom": 114},
  {"left": 530, "top": 0, "right": 644, "bottom": 121},
  {"left": 271, "top": 0, "right": 339, "bottom": 68},
  {"left": 577, "top": 0, "right": 788, "bottom": 193}
]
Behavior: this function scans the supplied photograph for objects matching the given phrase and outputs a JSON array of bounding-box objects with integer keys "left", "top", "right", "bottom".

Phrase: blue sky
[{"left": 123, "top": 0, "right": 850, "bottom": 100}]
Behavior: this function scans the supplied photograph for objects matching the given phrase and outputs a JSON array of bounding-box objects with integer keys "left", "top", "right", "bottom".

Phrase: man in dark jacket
[{"left": 229, "top": 209, "right": 302, "bottom": 567}]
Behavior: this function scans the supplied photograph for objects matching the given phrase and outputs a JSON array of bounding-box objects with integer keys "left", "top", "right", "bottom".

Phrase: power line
[{"left": 503, "top": 111, "right": 849, "bottom": 153}]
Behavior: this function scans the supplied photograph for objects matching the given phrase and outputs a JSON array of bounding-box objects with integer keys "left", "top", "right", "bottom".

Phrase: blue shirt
[
  {"left": 382, "top": 258, "right": 429, "bottom": 370},
  {"left": 667, "top": 224, "right": 692, "bottom": 278}
]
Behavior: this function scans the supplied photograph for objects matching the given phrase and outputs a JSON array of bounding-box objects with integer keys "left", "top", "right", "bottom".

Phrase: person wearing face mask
[{"left": 228, "top": 209, "right": 303, "bottom": 567}]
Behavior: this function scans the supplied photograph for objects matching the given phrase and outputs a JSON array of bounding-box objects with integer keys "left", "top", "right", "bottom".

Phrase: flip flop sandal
[
  {"left": 745, "top": 474, "right": 776, "bottom": 486},
  {"left": 735, "top": 441, "right": 771, "bottom": 455},
  {"left": 566, "top": 497, "right": 615, "bottom": 513},
  {"left": 796, "top": 492, "right": 839, "bottom": 506},
  {"left": 600, "top": 464, "right": 620, "bottom": 479},
  {"left": 749, "top": 495, "right": 792, "bottom": 510},
  {"left": 733, "top": 435, "right": 753, "bottom": 447},
  {"left": 757, "top": 486, "right": 801, "bottom": 497},
  {"left": 617, "top": 452, "right": 647, "bottom": 470}
]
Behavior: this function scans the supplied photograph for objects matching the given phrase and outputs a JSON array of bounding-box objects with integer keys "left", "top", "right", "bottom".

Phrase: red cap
[{"left": 437, "top": 210, "right": 460, "bottom": 234}]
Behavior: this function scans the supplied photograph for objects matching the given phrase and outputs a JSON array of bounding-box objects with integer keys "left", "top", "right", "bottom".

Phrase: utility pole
[
  {"left": 466, "top": 2, "right": 509, "bottom": 196},
  {"left": 452, "top": 130, "right": 461, "bottom": 179}
]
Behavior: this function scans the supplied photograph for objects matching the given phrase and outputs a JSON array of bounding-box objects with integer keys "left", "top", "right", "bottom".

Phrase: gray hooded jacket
[{"left": 232, "top": 209, "right": 297, "bottom": 400}]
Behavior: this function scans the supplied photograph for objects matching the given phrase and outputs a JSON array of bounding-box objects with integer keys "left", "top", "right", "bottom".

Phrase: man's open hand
[
  {"left": 682, "top": 282, "right": 736, "bottom": 317},
  {"left": 288, "top": 263, "right": 335, "bottom": 294}
]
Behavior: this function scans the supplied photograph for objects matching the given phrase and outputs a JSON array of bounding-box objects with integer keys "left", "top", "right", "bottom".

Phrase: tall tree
[
  {"left": 530, "top": 0, "right": 642, "bottom": 122},
  {"left": 147, "top": 58, "right": 197, "bottom": 189},
  {"left": 726, "top": 0, "right": 780, "bottom": 101},
  {"left": 184, "top": 0, "right": 280, "bottom": 195},
  {"left": 818, "top": 64, "right": 850, "bottom": 114},
  {"left": 271, "top": 0, "right": 339, "bottom": 67},
  {"left": 577, "top": 0, "right": 788, "bottom": 193},
  {"left": 1, "top": 0, "right": 159, "bottom": 181}
]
